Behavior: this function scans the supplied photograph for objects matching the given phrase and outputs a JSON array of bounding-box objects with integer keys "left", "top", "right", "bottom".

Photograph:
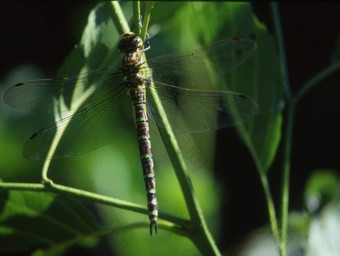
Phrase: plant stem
[
  {"left": 271, "top": 3, "right": 293, "bottom": 255},
  {"left": 280, "top": 103, "right": 294, "bottom": 256},
  {"left": 271, "top": 3, "right": 291, "bottom": 102},
  {"left": 245, "top": 138, "right": 281, "bottom": 245},
  {"left": 133, "top": 2, "right": 141, "bottom": 35},
  {"left": 293, "top": 61, "right": 340, "bottom": 106},
  {"left": 0, "top": 181, "right": 186, "bottom": 228},
  {"left": 140, "top": 2, "right": 155, "bottom": 42},
  {"left": 108, "top": 1, "right": 130, "bottom": 35}
]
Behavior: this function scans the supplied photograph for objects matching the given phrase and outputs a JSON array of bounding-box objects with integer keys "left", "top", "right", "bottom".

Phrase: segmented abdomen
[
  {"left": 122, "top": 50, "right": 158, "bottom": 235},
  {"left": 131, "top": 88, "right": 158, "bottom": 235}
]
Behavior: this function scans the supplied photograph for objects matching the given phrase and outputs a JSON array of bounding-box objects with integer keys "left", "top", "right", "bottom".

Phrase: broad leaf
[{"left": 151, "top": 2, "right": 284, "bottom": 173}]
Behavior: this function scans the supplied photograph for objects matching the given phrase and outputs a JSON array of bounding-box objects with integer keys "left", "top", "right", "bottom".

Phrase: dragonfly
[{"left": 4, "top": 32, "right": 259, "bottom": 235}]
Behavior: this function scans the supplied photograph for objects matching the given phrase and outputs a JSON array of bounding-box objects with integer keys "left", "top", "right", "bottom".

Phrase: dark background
[{"left": 1, "top": 2, "right": 340, "bottom": 254}]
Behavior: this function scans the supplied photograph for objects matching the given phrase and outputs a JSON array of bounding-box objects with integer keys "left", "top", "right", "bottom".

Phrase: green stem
[
  {"left": 271, "top": 3, "right": 292, "bottom": 255},
  {"left": 0, "top": 181, "right": 187, "bottom": 228},
  {"left": 280, "top": 103, "right": 294, "bottom": 255},
  {"left": 271, "top": 3, "right": 291, "bottom": 102},
  {"left": 100, "top": 2, "right": 130, "bottom": 70},
  {"left": 293, "top": 61, "right": 340, "bottom": 107},
  {"left": 133, "top": 2, "right": 141, "bottom": 35},
  {"left": 140, "top": 2, "right": 155, "bottom": 42},
  {"left": 0, "top": 182, "right": 45, "bottom": 191},
  {"left": 108, "top": 1, "right": 130, "bottom": 35},
  {"left": 244, "top": 136, "right": 281, "bottom": 244}
]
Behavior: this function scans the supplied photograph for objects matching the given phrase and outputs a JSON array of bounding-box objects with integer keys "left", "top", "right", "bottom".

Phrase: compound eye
[
  {"left": 133, "top": 37, "right": 143, "bottom": 50},
  {"left": 118, "top": 32, "right": 145, "bottom": 53}
]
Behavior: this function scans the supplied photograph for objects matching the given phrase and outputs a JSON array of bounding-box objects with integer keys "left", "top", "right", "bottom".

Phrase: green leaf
[
  {"left": 0, "top": 191, "right": 100, "bottom": 254},
  {"left": 222, "top": 3, "right": 284, "bottom": 173},
  {"left": 151, "top": 2, "right": 284, "bottom": 172}
]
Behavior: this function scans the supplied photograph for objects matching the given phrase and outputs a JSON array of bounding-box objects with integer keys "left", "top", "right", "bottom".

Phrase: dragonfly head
[{"left": 118, "top": 32, "right": 143, "bottom": 54}]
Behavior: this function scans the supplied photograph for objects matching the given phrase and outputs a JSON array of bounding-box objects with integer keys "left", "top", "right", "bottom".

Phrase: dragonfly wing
[
  {"left": 4, "top": 68, "right": 122, "bottom": 113},
  {"left": 23, "top": 85, "right": 133, "bottom": 160},
  {"left": 147, "top": 37, "right": 256, "bottom": 89},
  {"left": 146, "top": 82, "right": 259, "bottom": 133}
]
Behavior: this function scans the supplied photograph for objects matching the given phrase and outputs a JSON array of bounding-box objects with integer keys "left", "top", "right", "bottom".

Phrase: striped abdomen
[
  {"left": 129, "top": 85, "right": 158, "bottom": 235},
  {"left": 121, "top": 47, "right": 158, "bottom": 235}
]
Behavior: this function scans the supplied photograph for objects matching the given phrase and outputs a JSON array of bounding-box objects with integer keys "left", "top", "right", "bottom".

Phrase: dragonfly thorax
[
  {"left": 118, "top": 32, "right": 143, "bottom": 54},
  {"left": 121, "top": 51, "right": 143, "bottom": 86}
]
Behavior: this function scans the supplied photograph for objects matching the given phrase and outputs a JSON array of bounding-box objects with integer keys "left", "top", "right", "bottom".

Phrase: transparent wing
[
  {"left": 23, "top": 87, "right": 133, "bottom": 160},
  {"left": 147, "top": 37, "right": 256, "bottom": 89},
  {"left": 3, "top": 67, "right": 135, "bottom": 160},
  {"left": 146, "top": 82, "right": 259, "bottom": 133},
  {"left": 3, "top": 68, "right": 122, "bottom": 113}
]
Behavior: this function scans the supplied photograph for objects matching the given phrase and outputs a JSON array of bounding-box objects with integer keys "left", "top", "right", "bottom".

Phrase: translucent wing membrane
[
  {"left": 147, "top": 82, "right": 259, "bottom": 133},
  {"left": 147, "top": 37, "right": 256, "bottom": 89},
  {"left": 23, "top": 88, "right": 133, "bottom": 160},
  {"left": 3, "top": 68, "right": 123, "bottom": 113},
  {"left": 144, "top": 37, "right": 258, "bottom": 132},
  {"left": 4, "top": 68, "right": 133, "bottom": 160}
]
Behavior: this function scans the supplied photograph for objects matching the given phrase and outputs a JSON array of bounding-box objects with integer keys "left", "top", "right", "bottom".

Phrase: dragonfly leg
[{"left": 140, "top": 33, "right": 150, "bottom": 53}]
